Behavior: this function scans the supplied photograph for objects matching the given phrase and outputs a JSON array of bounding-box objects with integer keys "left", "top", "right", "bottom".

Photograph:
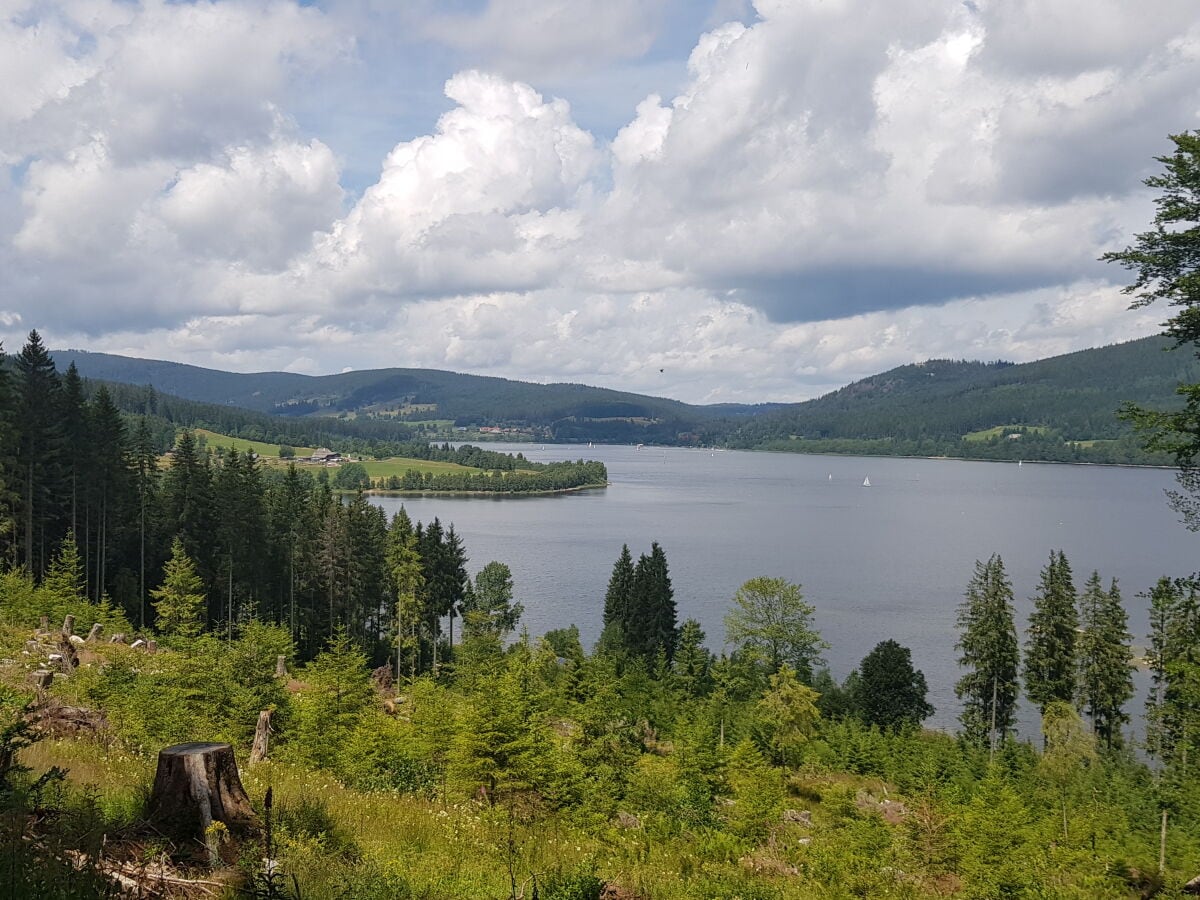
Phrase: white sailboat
[
  {"left": 828, "top": 472, "right": 833, "bottom": 481},
  {"left": 862, "top": 476, "right": 871, "bottom": 487}
]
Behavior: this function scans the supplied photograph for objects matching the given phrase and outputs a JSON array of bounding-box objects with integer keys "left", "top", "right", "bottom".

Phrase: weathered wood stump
[
  {"left": 147, "top": 640, "right": 158, "bottom": 654},
  {"left": 146, "top": 743, "right": 260, "bottom": 848},
  {"left": 39, "top": 615, "right": 49, "bottom": 633},
  {"left": 249, "top": 710, "right": 272, "bottom": 765},
  {"left": 86, "top": 623, "right": 103, "bottom": 642},
  {"left": 275, "top": 655, "right": 287, "bottom": 678},
  {"left": 61, "top": 614, "right": 75, "bottom": 637},
  {"left": 28, "top": 670, "right": 53, "bottom": 692}
]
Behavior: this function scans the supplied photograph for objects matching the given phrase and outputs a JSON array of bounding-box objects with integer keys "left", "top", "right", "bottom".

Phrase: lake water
[{"left": 373, "top": 445, "right": 1195, "bottom": 733}]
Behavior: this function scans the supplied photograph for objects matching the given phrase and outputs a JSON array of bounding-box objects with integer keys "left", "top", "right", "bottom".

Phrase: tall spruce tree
[
  {"left": 15, "top": 330, "right": 64, "bottom": 577},
  {"left": 602, "top": 544, "right": 635, "bottom": 636},
  {"left": 955, "top": 555, "right": 1020, "bottom": 750},
  {"left": 1077, "top": 573, "right": 1134, "bottom": 747},
  {"left": 151, "top": 538, "right": 207, "bottom": 639},
  {"left": 0, "top": 342, "right": 17, "bottom": 567},
  {"left": 1024, "top": 550, "right": 1079, "bottom": 715},
  {"left": 87, "top": 385, "right": 130, "bottom": 605},
  {"left": 630, "top": 542, "right": 677, "bottom": 663}
]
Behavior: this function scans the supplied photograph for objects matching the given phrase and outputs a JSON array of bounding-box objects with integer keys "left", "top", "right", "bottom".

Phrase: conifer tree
[
  {"left": 955, "top": 555, "right": 1019, "bottom": 749},
  {"left": 599, "top": 544, "right": 636, "bottom": 656},
  {"left": 43, "top": 530, "right": 85, "bottom": 602},
  {"left": 0, "top": 343, "right": 17, "bottom": 567},
  {"left": 1076, "top": 573, "right": 1134, "bottom": 748},
  {"left": 15, "top": 330, "right": 64, "bottom": 576},
  {"left": 151, "top": 538, "right": 207, "bottom": 638},
  {"left": 673, "top": 619, "right": 712, "bottom": 698},
  {"left": 59, "top": 363, "right": 89, "bottom": 543},
  {"left": 632, "top": 541, "right": 677, "bottom": 662},
  {"left": 1024, "top": 550, "right": 1078, "bottom": 714},
  {"left": 87, "top": 385, "right": 130, "bottom": 604}
]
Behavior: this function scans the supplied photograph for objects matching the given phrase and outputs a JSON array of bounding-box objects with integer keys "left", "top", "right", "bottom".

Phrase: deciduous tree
[
  {"left": 850, "top": 639, "right": 933, "bottom": 731},
  {"left": 724, "top": 576, "right": 826, "bottom": 679}
]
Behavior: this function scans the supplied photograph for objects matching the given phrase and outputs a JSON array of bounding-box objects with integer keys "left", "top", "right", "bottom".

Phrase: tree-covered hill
[
  {"left": 726, "top": 336, "right": 1199, "bottom": 463},
  {"left": 54, "top": 336, "right": 1200, "bottom": 460},
  {"left": 53, "top": 350, "right": 774, "bottom": 443}
]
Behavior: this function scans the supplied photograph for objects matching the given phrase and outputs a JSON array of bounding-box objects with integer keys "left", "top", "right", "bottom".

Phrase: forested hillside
[
  {"left": 56, "top": 336, "right": 1200, "bottom": 461},
  {"left": 55, "top": 349, "right": 769, "bottom": 444},
  {"left": 729, "top": 337, "right": 1196, "bottom": 464}
]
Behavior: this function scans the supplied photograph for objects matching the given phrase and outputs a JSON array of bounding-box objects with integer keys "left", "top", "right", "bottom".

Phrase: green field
[
  {"left": 188, "top": 429, "right": 487, "bottom": 478},
  {"left": 192, "top": 429, "right": 316, "bottom": 458},
  {"left": 962, "top": 424, "right": 1048, "bottom": 442},
  {"left": 359, "top": 457, "right": 480, "bottom": 478}
]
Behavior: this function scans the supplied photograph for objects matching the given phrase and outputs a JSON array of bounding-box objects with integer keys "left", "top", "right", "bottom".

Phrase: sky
[{"left": 1, "top": 0, "right": 1196, "bottom": 404}]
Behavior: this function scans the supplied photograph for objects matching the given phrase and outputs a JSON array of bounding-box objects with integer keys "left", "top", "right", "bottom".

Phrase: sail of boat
[{"left": 862, "top": 476, "right": 871, "bottom": 487}]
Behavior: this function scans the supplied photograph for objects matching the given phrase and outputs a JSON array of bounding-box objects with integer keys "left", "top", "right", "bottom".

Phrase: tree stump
[
  {"left": 249, "top": 710, "right": 272, "bottom": 765},
  {"left": 86, "top": 623, "right": 103, "bottom": 642},
  {"left": 39, "top": 615, "right": 49, "bottom": 633},
  {"left": 275, "top": 655, "right": 287, "bottom": 678},
  {"left": 61, "top": 614, "right": 75, "bottom": 637},
  {"left": 146, "top": 743, "right": 259, "bottom": 848}
]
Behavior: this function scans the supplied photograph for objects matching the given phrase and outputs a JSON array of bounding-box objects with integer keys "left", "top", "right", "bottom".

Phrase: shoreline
[{"left": 344, "top": 482, "right": 610, "bottom": 498}]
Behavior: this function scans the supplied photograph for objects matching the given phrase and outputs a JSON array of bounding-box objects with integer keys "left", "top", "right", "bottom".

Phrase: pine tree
[
  {"left": 87, "top": 385, "right": 130, "bottom": 605},
  {"left": 1024, "top": 550, "right": 1078, "bottom": 714},
  {"left": 955, "top": 555, "right": 1019, "bottom": 750},
  {"left": 673, "top": 619, "right": 712, "bottom": 698},
  {"left": 603, "top": 544, "right": 635, "bottom": 631},
  {"left": 630, "top": 542, "right": 677, "bottom": 662},
  {"left": 161, "top": 430, "right": 215, "bottom": 595},
  {"left": 151, "top": 538, "right": 207, "bottom": 638},
  {"left": 0, "top": 342, "right": 18, "bottom": 567},
  {"left": 15, "top": 330, "right": 64, "bottom": 577},
  {"left": 131, "top": 416, "right": 160, "bottom": 630},
  {"left": 1077, "top": 573, "right": 1134, "bottom": 747},
  {"left": 43, "top": 531, "right": 85, "bottom": 603},
  {"left": 59, "top": 364, "right": 89, "bottom": 543}
]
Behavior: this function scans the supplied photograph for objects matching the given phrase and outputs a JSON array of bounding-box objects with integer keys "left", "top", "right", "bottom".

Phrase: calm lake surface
[{"left": 373, "top": 445, "right": 1195, "bottom": 733}]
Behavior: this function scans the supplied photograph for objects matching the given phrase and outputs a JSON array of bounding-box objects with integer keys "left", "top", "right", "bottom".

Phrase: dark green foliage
[
  {"left": 1024, "top": 550, "right": 1079, "bottom": 714},
  {"left": 955, "top": 555, "right": 1019, "bottom": 748},
  {"left": 600, "top": 542, "right": 677, "bottom": 663},
  {"left": 850, "top": 639, "right": 933, "bottom": 731},
  {"left": 1077, "top": 573, "right": 1135, "bottom": 747},
  {"left": 15, "top": 330, "right": 65, "bottom": 577}
]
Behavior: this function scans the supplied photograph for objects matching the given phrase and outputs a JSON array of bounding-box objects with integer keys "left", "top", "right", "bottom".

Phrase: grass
[
  {"left": 187, "top": 430, "right": 496, "bottom": 478},
  {"left": 961, "top": 425, "right": 1048, "bottom": 442},
  {"left": 358, "top": 458, "right": 481, "bottom": 478},
  {"left": 191, "top": 429, "right": 316, "bottom": 459}
]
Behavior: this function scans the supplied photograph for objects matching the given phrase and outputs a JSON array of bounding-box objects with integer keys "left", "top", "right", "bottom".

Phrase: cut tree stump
[
  {"left": 86, "top": 623, "right": 103, "bottom": 642},
  {"left": 146, "top": 742, "right": 260, "bottom": 847}
]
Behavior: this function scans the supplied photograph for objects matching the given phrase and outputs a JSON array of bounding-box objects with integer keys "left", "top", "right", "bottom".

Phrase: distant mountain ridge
[
  {"left": 52, "top": 349, "right": 777, "bottom": 444},
  {"left": 53, "top": 336, "right": 1196, "bottom": 459}
]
